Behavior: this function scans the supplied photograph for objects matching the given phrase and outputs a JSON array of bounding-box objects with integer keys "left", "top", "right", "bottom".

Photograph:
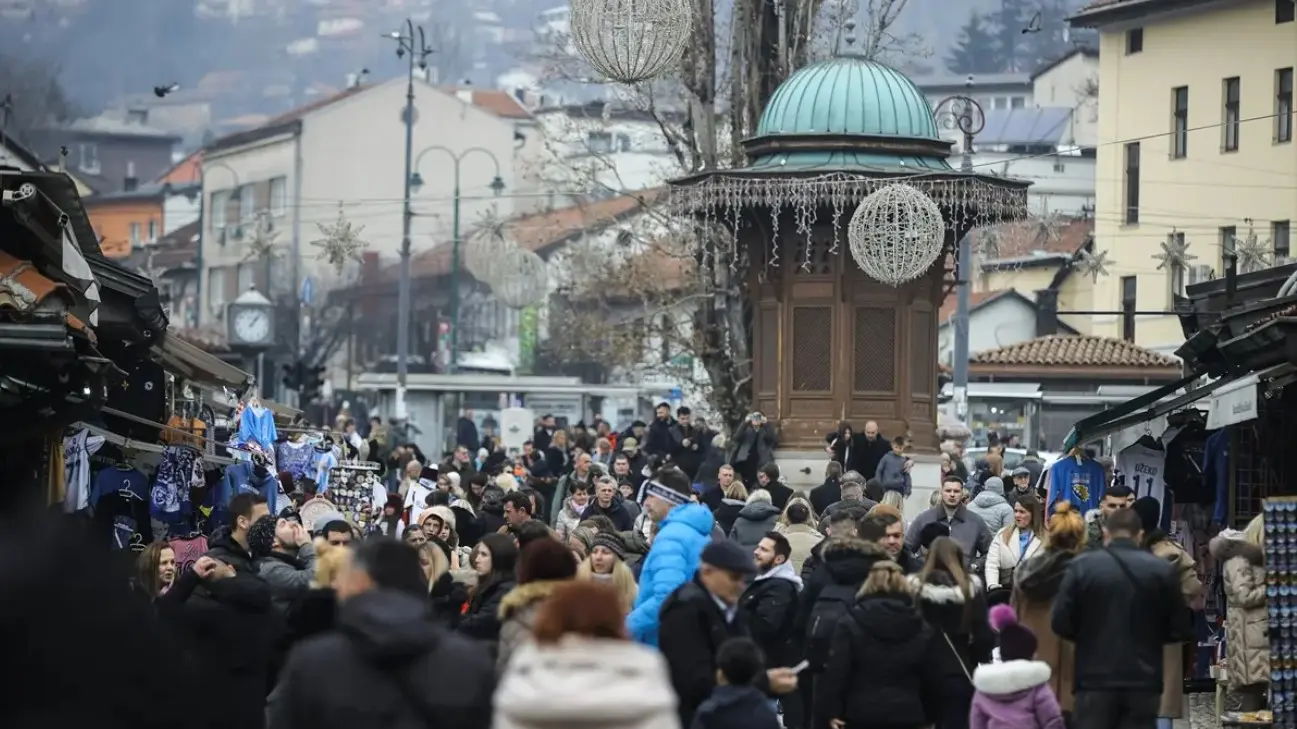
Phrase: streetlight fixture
[
  {"left": 388, "top": 18, "right": 435, "bottom": 420},
  {"left": 407, "top": 145, "right": 505, "bottom": 378}
]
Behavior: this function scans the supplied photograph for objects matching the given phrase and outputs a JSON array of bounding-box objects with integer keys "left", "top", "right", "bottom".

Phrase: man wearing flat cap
[{"left": 658, "top": 540, "right": 799, "bottom": 727}]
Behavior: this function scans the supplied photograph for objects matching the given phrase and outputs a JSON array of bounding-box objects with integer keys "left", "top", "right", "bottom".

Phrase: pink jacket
[{"left": 969, "top": 660, "right": 1066, "bottom": 729}]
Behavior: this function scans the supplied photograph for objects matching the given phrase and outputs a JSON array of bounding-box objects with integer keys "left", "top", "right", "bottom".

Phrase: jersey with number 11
[{"left": 1116, "top": 443, "right": 1167, "bottom": 507}]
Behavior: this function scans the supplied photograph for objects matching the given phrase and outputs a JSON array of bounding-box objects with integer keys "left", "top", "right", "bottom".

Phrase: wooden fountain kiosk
[{"left": 670, "top": 51, "right": 1029, "bottom": 460}]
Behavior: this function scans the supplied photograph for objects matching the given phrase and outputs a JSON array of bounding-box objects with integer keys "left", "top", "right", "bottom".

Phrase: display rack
[
  {"left": 1263, "top": 497, "right": 1293, "bottom": 728},
  {"left": 328, "top": 463, "right": 383, "bottom": 532}
]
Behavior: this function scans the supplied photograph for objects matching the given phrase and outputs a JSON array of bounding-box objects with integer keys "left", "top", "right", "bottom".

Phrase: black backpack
[{"left": 804, "top": 583, "right": 856, "bottom": 671}]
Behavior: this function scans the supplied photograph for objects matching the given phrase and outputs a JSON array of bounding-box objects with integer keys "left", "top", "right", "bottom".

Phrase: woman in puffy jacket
[
  {"left": 1210, "top": 514, "right": 1268, "bottom": 711},
  {"left": 983, "top": 494, "right": 1043, "bottom": 589}
]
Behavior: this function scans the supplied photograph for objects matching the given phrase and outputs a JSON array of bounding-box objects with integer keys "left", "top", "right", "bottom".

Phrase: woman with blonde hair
[
  {"left": 817, "top": 561, "right": 937, "bottom": 729},
  {"left": 776, "top": 497, "right": 824, "bottom": 573},
  {"left": 419, "top": 540, "right": 469, "bottom": 625},
  {"left": 1011, "top": 501, "right": 1087, "bottom": 719},
  {"left": 984, "top": 492, "right": 1044, "bottom": 589},
  {"left": 712, "top": 479, "right": 749, "bottom": 537},
  {"left": 576, "top": 532, "right": 639, "bottom": 613},
  {"left": 1210, "top": 513, "right": 1268, "bottom": 711},
  {"left": 910, "top": 537, "right": 994, "bottom": 729}
]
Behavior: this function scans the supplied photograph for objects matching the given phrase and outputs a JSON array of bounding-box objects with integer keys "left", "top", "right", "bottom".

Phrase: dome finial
[{"left": 842, "top": 19, "right": 857, "bottom": 52}]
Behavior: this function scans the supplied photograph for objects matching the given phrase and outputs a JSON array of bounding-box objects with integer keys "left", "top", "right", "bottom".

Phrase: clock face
[{"left": 233, "top": 308, "right": 271, "bottom": 343}]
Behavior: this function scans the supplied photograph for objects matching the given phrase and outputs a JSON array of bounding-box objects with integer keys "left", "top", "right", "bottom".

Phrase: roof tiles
[{"left": 971, "top": 335, "right": 1180, "bottom": 368}]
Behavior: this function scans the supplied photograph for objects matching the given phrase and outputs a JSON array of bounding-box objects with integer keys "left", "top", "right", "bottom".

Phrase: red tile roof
[
  {"left": 939, "top": 289, "right": 1012, "bottom": 323},
  {"left": 157, "top": 151, "right": 202, "bottom": 185},
  {"left": 393, "top": 191, "right": 662, "bottom": 281},
  {"left": 0, "top": 250, "right": 95, "bottom": 342},
  {"left": 971, "top": 335, "right": 1180, "bottom": 369},
  {"left": 440, "top": 87, "right": 532, "bottom": 119}
]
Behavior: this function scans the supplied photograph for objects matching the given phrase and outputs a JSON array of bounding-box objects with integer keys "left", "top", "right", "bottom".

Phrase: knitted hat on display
[
  {"left": 591, "top": 531, "right": 627, "bottom": 561},
  {"left": 989, "top": 604, "right": 1037, "bottom": 661}
]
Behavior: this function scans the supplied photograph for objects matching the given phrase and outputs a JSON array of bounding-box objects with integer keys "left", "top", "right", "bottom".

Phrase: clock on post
[{"left": 226, "top": 289, "right": 276, "bottom": 347}]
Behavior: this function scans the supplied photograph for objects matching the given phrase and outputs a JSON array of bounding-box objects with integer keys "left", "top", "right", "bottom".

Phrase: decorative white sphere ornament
[
  {"left": 847, "top": 183, "right": 947, "bottom": 286},
  {"left": 491, "top": 247, "right": 549, "bottom": 309},
  {"left": 463, "top": 229, "right": 515, "bottom": 282},
  {"left": 568, "top": 0, "right": 692, "bottom": 84}
]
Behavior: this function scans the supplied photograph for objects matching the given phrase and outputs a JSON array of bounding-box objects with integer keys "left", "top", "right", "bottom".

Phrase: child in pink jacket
[{"left": 969, "top": 604, "right": 1066, "bottom": 729}]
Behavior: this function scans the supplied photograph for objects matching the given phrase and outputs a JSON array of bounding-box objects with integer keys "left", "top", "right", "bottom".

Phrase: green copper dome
[{"left": 756, "top": 57, "right": 940, "bottom": 140}]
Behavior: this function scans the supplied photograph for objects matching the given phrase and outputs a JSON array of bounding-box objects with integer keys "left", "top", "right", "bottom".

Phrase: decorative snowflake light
[
  {"left": 242, "top": 211, "right": 281, "bottom": 262},
  {"left": 1152, "top": 229, "right": 1196, "bottom": 271},
  {"left": 1030, "top": 210, "right": 1066, "bottom": 242},
  {"left": 1234, "top": 225, "right": 1273, "bottom": 274},
  {"left": 310, "top": 203, "right": 369, "bottom": 272},
  {"left": 1077, "top": 248, "right": 1111, "bottom": 282}
]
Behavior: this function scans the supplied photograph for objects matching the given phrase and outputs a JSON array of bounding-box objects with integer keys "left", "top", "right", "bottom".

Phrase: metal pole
[
  {"left": 449, "top": 172, "right": 461, "bottom": 375},
  {"left": 195, "top": 172, "right": 205, "bottom": 328},
  {"left": 291, "top": 131, "right": 304, "bottom": 356},
  {"left": 395, "top": 20, "right": 416, "bottom": 420},
  {"left": 952, "top": 111, "right": 976, "bottom": 425}
]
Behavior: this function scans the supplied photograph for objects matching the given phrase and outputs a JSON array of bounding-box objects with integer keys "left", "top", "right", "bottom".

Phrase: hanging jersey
[
  {"left": 1116, "top": 443, "right": 1167, "bottom": 506},
  {"left": 1046, "top": 457, "right": 1106, "bottom": 515}
]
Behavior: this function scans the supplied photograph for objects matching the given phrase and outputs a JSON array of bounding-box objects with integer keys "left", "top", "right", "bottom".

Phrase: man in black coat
[
  {"left": 269, "top": 539, "right": 494, "bottom": 729},
  {"left": 166, "top": 492, "right": 275, "bottom": 729},
  {"left": 659, "top": 541, "right": 798, "bottom": 728},
  {"left": 672, "top": 406, "right": 711, "bottom": 481},
  {"left": 809, "top": 462, "right": 843, "bottom": 516},
  {"left": 645, "top": 402, "right": 683, "bottom": 461},
  {"left": 741, "top": 532, "right": 804, "bottom": 727},
  {"left": 1051, "top": 508, "right": 1194, "bottom": 729},
  {"left": 855, "top": 421, "right": 891, "bottom": 480},
  {"left": 756, "top": 463, "right": 794, "bottom": 511}
]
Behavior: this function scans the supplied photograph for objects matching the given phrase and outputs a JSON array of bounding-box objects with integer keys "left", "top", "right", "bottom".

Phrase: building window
[
  {"left": 1053, "top": 161, "right": 1066, "bottom": 173},
  {"left": 1279, "top": 0, "right": 1295, "bottom": 23},
  {"left": 1221, "top": 226, "right": 1238, "bottom": 270},
  {"left": 1121, "top": 276, "right": 1137, "bottom": 341},
  {"left": 208, "top": 267, "right": 227, "bottom": 313},
  {"left": 1126, "top": 27, "right": 1143, "bottom": 54},
  {"left": 1223, "top": 77, "right": 1241, "bottom": 152},
  {"left": 993, "top": 97, "right": 1008, "bottom": 110},
  {"left": 586, "top": 131, "right": 613, "bottom": 154},
  {"left": 269, "top": 176, "right": 287, "bottom": 216},
  {"left": 147, "top": 220, "right": 157, "bottom": 241},
  {"left": 210, "top": 190, "right": 229, "bottom": 235},
  {"left": 129, "top": 223, "right": 141, "bottom": 247},
  {"left": 1011, "top": 96, "right": 1026, "bottom": 109},
  {"left": 1168, "top": 230, "right": 1187, "bottom": 300},
  {"left": 1278, "top": 68, "right": 1293, "bottom": 143},
  {"left": 238, "top": 185, "right": 256, "bottom": 222},
  {"left": 78, "top": 143, "right": 99, "bottom": 174},
  {"left": 617, "top": 134, "right": 632, "bottom": 152},
  {"left": 1276, "top": 220, "right": 1292, "bottom": 260},
  {"left": 1123, "top": 142, "right": 1141, "bottom": 224},
  {"left": 237, "top": 263, "right": 256, "bottom": 293},
  {"left": 1171, "top": 86, "right": 1189, "bottom": 158}
]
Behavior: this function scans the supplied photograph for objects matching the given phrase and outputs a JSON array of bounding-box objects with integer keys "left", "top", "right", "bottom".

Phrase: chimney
[
  {"left": 1035, "top": 288, "right": 1059, "bottom": 337},
  {"left": 126, "top": 108, "right": 148, "bottom": 125},
  {"left": 456, "top": 88, "right": 474, "bottom": 105}
]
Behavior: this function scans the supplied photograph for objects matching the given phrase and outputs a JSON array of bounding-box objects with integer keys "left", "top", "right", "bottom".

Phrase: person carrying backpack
[{"left": 795, "top": 536, "right": 891, "bottom": 729}]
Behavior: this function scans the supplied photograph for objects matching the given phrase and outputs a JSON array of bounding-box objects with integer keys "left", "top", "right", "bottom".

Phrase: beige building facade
[{"left": 1072, "top": 0, "right": 1296, "bottom": 354}]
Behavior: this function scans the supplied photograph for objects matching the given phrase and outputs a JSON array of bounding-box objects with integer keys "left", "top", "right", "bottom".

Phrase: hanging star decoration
[
  {"left": 1234, "top": 225, "right": 1273, "bottom": 274},
  {"left": 242, "top": 211, "right": 281, "bottom": 262},
  {"left": 1030, "top": 210, "right": 1065, "bottom": 243},
  {"left": 1152, "top": 229, "right": 1197, "bottom": 271},
  {"left": 310, "top": 203, "right": 369, "bottom": 272},
  {"left": 1076, "top": 247, "right": 1111, "bottom": 282},
  {"left": 975, "top": 227, "right": 1002, "bottom": 260}
]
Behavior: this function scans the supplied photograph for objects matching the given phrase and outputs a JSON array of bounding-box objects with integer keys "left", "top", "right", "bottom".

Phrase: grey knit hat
[{"left": 591, "top": 531, "right": 627, "bottom": 561}]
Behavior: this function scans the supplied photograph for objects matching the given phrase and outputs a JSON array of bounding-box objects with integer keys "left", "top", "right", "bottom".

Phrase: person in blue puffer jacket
[{"left": 627, "top": 466, "right": 716, "bottom": 646}]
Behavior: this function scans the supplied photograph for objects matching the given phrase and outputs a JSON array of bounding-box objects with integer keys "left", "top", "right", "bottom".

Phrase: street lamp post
[
  {"left": 408, "top": 146, "right": 505, "bottom": 376},
  {"left": 387, "top": 19, "right": 434, "bottom": 420},
  {"left": 195, "top": 161, "right": 240, "bottom": 328}
]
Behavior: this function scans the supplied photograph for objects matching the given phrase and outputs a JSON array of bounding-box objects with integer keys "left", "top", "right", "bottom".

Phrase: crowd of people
[{"left": 4, "top": 408, "right": 1273, "bottom": 729}]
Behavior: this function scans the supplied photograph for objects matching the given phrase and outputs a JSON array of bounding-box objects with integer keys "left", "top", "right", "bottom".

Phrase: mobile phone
[{"left": 790, "top": 660, "right": 810, "bottom": 674}]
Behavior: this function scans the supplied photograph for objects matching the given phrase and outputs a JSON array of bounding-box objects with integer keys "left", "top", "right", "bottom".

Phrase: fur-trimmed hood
[
  {"left": 498, "top": 579, "right": 566, "bottom": 620},
  {"left": 822, "top": 537, "right": 890, "bottom": 585},
  {"left": 908, "top": 572, "right": 983, "bottom": 604},
  {"left": 1210, "top": 533, "right": 1264, "bottom": 566},
  {"left": 972, "top": 659, "right": 1052, "bottom": 696}
]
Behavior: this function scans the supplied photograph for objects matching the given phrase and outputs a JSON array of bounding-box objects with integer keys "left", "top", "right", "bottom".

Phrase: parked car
[{"left": 963, "top": 447, "right": 1061, "bottom": 485}]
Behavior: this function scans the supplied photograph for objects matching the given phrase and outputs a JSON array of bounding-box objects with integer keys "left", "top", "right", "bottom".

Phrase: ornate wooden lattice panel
[
  {"left": 910, "top": 308, "right": 934, "bottom": 397},
  {"left": 757, "top": 305, "right": 779, "bottom": 393},
  {"left": 791, "top": 307, "right": 833, "bottom": 391},
  {"left": 793, "top": 236, "right": 834, "bottom": 275},
  {"left": 853, "top": 307, "right": 896, "bottom": 392}
]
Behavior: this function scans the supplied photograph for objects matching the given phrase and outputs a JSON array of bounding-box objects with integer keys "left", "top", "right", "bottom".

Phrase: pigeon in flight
[
  {"left": 153, "top": 83, "right": 180, "bottom": 98},
  {"left": 1022, "top": 11, "right": 1042, "bottom": 33}
]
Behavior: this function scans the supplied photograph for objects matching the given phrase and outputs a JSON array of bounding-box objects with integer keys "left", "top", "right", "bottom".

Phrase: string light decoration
[
  {"left": 568, "top": 0, "right": 691, "bottom": 84},
  {"left": 310, "top": 202, "right": 369, "bottom": 273},
  {"left": 1234, "top": 224, "right": 1273, "bottom": 274},
  {"left": 242, "top": 211, "right": 280, "bottom": 262},
  {"left": 1152, "top": 229, "right": 1197, "bottom": 272},
  {"left": 490, "top": 246, "right": 549, "bottom": 309},
  {"left": 846, "top": 183, "right": 947, "bottom": 286},
  {"left": 670, "top": 173, "right": 1029, "bottom": 264},
  {"left": 1076, "top": 247, "right": 1111, "bottom": 282}
]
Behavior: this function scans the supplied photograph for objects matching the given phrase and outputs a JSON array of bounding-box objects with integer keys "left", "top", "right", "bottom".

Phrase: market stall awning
[
  {"left": 1206, "top": 373, "right": 1262, "bottom": 429},
  {"left": 1062, "top": 363, "right": 1296, "bottom": 450},
  {"left": 152, "top": 328, "right": 253, "bottom": 391}
]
